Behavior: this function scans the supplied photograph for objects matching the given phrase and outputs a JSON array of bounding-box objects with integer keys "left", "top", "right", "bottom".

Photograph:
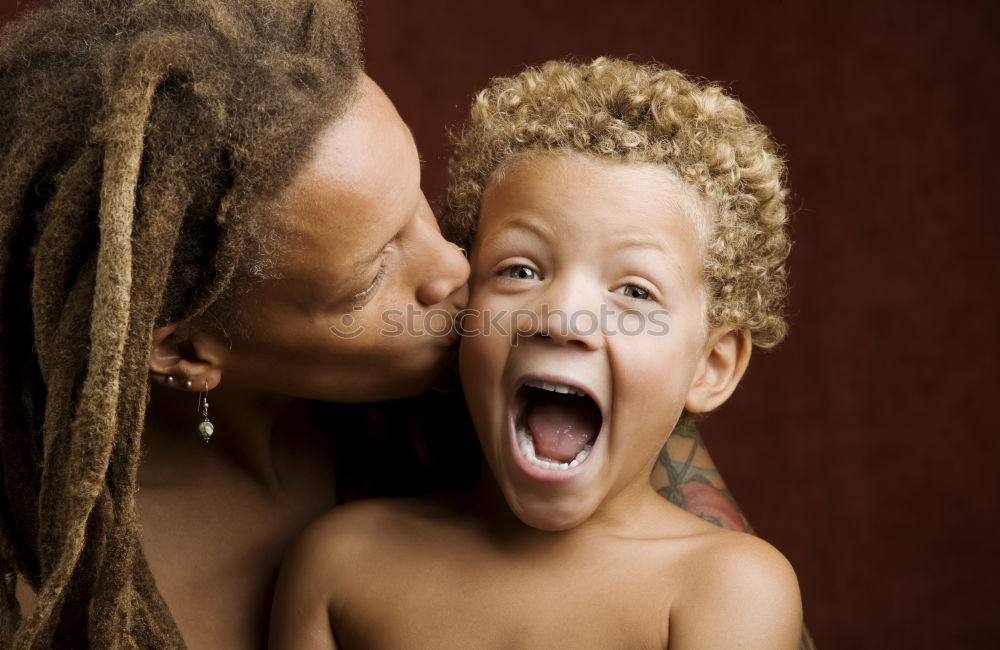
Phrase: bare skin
[
  {"left": 138, "top": 78, "right": 465, "bottom": 649},
  {"left": 270, "top": 484, "right": 801, "bottom": 649},
  {"left": 17, "top": 75, "right": 469, "bottom": 649},
  {"left": 11, "top": 73, "right": 788, "bottom": 648},
  {"left": 270, "top": 154, "right": 802, "bottom": 649},
  {"left": 136, "top": 78, "right": 465, "bottom": 648},
  {"left": 655, "top": 427, "right": 818, "bottom": 650},
  {"left": 136, "top": 397, "right": 340, "bottom": 648},
  {"left": 654, "top": 418, "right": 752, "bottom": 532}
]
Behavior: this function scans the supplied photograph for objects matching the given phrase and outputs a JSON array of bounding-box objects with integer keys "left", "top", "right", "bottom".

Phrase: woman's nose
[
  {"left": 416, "top": 245, "right": 469, "bottom": 308},
  {"left": 415, "top": 205, "right": 470, "bottom": 309}
]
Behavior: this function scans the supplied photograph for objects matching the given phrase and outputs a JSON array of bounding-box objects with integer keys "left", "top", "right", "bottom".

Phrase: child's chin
[{"left": 508, "top": 494, "right": 596, "bottom": 532}]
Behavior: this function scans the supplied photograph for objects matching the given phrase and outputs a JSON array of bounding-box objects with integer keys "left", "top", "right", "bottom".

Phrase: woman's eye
[
  {"left": 352, "top": 265, "right": 385, "bottom": 301},
  {"left": 499, "top": 265, "right": 539, "bottom": 281},
  {"left": 615, "top": 284, "right": 652, "bottom": 300}
]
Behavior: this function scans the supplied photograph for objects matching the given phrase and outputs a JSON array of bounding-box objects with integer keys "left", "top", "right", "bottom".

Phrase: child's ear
[{"left": 685, "top": 327, "right": 752, "bottom": 414}]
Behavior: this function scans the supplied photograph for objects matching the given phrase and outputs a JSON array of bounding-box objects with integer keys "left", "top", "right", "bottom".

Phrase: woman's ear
[
  {"left": 685, "top": 327, "right": 752, "bottom": 414},
  {"left": 149, "top": 324, "right": 223, "bottom": 391}
]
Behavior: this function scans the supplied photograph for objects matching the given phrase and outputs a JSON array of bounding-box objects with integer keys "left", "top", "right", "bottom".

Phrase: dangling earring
[{"left": 197, "top": 381, "right": 214, "bottom": 443}]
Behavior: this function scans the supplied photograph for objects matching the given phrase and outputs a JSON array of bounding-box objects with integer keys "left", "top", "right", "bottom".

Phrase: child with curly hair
[{"left": 270, "top": 58, "right": 802, "bottom": 649}]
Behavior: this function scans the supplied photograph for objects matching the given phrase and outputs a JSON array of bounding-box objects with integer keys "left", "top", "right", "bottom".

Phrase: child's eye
[
  {"left": 614, "top": 284, "right": 652, "bottom": 300},
  {"left": 499, "top": 265, "right": 539, "bottom": 281}
]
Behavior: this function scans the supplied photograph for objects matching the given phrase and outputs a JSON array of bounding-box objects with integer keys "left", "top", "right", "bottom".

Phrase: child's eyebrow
[
  {"left": 610, "top": 235, "right": 669, "bottom": 253},
  {"left": 479, "top": 216, "right": 554, "bottom": 248},
  {"left": 608, "top": 237, "right": 687, "bottom": 283}
]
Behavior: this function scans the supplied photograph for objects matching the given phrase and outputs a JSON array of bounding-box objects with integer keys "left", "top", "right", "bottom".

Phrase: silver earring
[
  {"left": 197, "top": 381, "right": 214, "bottom": 443},
  {"left": 184, "top": 379, "right": 193, "bottom": 389},
  {"left": 166, "top": 375, "right": 175, "bottom": 383}
]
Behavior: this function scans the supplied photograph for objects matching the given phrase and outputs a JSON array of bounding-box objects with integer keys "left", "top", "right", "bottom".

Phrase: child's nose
[{"left": 521, "top": 280, "right": 604, "bottom": 351}]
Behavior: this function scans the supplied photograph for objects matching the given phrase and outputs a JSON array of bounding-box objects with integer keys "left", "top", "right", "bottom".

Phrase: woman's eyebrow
[{"left": 351, "top": 228, "right": 402, "bottom": 272}]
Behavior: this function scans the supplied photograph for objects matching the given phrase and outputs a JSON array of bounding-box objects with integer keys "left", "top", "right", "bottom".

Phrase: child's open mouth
[{"left": 512, "top": 379, "right": 603, "bottom": 472}]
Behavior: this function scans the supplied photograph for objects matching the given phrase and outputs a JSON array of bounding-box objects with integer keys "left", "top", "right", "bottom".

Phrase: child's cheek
[{"left": 458, "top": 313, "right": 510, "bottom": 438}]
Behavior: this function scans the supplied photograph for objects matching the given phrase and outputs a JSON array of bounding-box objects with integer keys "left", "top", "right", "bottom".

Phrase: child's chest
[{"left": 337, "top": 542, "right": 680, "bottom": 650}]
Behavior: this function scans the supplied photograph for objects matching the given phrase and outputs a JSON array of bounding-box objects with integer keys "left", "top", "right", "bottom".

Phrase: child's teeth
[
  {"left": 525, "top": 380, "right": 585, "bottom": 397},
  {"left": 516, "top": 424, "right": 591, "bottom": 471}
]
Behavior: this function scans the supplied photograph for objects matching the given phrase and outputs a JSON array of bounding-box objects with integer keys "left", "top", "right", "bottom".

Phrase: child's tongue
[{"left": 525, "top": 392, "right": 600, "bottom": 463}]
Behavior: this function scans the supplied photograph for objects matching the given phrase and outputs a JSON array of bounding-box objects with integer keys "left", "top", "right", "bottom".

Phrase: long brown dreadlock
[{"left": 0, "top": 0, "right": 361, "bottom": 645}]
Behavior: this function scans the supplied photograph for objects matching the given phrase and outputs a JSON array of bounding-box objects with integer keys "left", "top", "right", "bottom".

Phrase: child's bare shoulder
[
  {"left": 677, "top": 526, "right": 799, "bottom": 600},
  {"left": 281, "top": 493, "right": 467, "bottom": 588},
  {"left": 667, "top": 525, "right": 802, "bottom": 649},
  {"left": 271, "top": 497, "right": 458, "bottom": 647}
]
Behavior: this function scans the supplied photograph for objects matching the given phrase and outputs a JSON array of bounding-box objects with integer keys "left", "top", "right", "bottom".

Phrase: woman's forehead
[{"left": 271, "top": 77, "right": 421, "bottom": 273}]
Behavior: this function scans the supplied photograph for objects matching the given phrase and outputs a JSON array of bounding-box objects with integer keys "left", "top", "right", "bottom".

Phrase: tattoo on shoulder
[{"left": 654, "top": 422, "right": 751, "bottom": 533}]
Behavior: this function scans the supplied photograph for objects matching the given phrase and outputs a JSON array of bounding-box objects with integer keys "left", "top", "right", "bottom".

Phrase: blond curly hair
[{"left": 443, "top": 57, "right": 791, "bottom": 348}]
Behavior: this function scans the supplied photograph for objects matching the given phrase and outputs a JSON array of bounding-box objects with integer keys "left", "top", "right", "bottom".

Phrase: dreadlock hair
[{"left": 0, "top": 0, "right": 361, "bottom": 646}]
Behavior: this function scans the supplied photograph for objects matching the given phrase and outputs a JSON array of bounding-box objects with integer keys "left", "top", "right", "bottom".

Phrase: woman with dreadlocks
[
  {"left": 0, "top": 0, "right": 785, "bottom": 648},
  {"left": 0, "top": 0, "right": 472, "bottom": 646}
]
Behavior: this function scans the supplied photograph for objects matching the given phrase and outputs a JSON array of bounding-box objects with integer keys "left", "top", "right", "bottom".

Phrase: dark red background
[{"left": 3, "top": 1, "right": 998, "bottom": 647}]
